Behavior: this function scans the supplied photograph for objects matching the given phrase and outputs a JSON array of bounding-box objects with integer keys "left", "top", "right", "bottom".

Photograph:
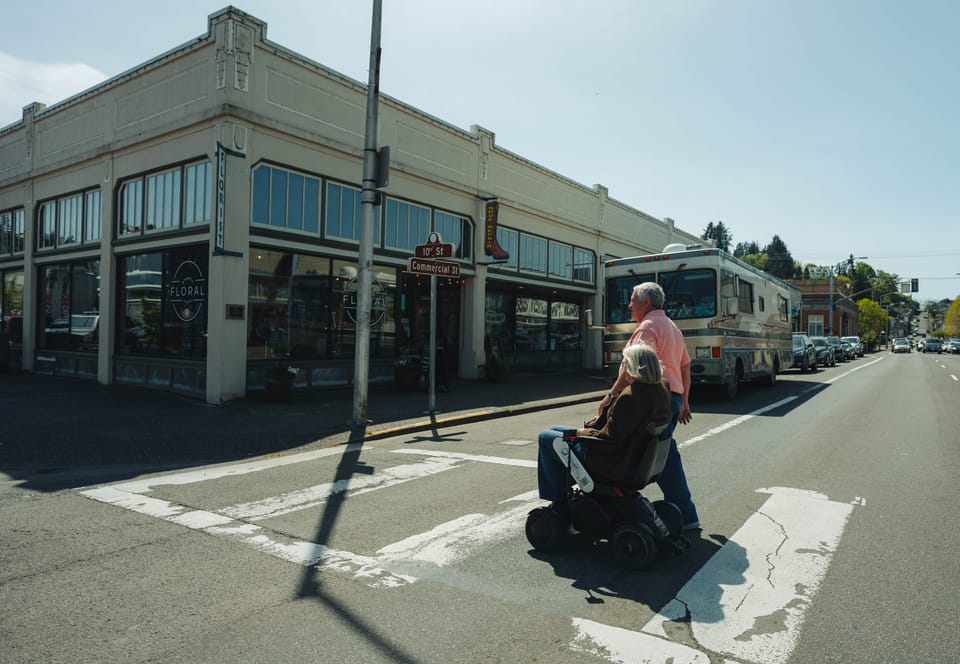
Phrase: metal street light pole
[{"left": 351, "top": 0, "right": 383, "bottom": 428}]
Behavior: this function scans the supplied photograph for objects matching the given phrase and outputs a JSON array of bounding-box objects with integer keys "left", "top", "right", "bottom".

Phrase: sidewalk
[{"left": 0, "top": 369, "right": 608, "bottom": 482}]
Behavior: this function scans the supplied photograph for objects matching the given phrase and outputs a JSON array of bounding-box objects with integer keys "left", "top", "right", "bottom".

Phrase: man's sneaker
[{"left": 682, "top": 520, "right": 701, "bottom": 531}]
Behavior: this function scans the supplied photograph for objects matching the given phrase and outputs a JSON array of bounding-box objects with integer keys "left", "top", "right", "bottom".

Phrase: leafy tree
[
  {"left": 871, "top": 270, "right": 904, "bottom": 305},
  {"left": 763, "top": 235, "right": 794, "bottom": 279},
  {"left": 733, "top": 241, "right": 760, "bottom": 258},
  {"left": 701, "top": 221, "right": 732, "bottom": 252},
  {"left": 740, "top": 253, "right": 767, "bottom": 271},
  {"left": 945, "top": 296, "right": 960, "bottom": 337},
  {"left": 857, "top": 298, "right": 886, "bottom": 350}
]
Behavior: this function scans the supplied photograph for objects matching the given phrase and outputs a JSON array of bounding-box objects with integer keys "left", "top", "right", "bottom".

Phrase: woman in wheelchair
[{"left": 536, "top": 342, "right": 671, "bottom": 519}]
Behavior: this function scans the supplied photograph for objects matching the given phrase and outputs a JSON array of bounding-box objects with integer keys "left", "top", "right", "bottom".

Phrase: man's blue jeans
[
  {"left": 537, "top": 426, "right": 583, "bottom": 502},
  {"left": 658, "top": 392, "right": 699, "bottom": 525}
]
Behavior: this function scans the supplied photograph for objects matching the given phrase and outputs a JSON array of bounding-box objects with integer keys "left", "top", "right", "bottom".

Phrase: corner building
[{"left": 0, "top": 7, "right": 702, "bottom": 403}]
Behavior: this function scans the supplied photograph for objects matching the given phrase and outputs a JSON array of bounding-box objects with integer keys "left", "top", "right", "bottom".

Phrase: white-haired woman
[{"left": 536, "top": 343, "right": 671, "bottom": 513}]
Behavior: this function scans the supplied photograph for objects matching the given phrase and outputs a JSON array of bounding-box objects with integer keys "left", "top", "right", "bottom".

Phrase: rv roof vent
[{"left": 662, "top": 243, "right": 687, "bottom": 253}]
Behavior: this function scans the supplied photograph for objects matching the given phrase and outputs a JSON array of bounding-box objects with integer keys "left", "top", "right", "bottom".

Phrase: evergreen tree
[
  {"left": 701, "top": 221, "right": 732, "bottom": 252},
  {"left": 733, "top": 241, "right": 760, "bottom": 258},
  {"left": 763, "top": 235, "right": 794, "bottom": 279}
]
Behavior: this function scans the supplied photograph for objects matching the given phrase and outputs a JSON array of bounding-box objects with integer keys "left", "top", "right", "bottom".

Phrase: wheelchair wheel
[
  {"left": 653, "top": 500, "right": 683, "bottom": 536},
  {"left": 610, "top": 523, "right": 656, "bottom": 570},
  {"left": 525, "top": 507, "right": 565, "bottom": 552}
]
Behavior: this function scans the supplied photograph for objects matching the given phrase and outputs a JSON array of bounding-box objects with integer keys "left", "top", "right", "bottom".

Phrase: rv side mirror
[
  {"left": 725, "top": 297, "right": 739, "bottom": 316},
  {"left": 585, "top": 309, "right": 594, "bottom": 328}
]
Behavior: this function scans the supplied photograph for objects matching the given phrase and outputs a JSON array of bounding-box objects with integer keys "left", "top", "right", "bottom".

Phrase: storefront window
[
  {"left": 117, "top": 247, "right": 207, "bottom": 358},
  {"left": 0, "top": 210, "right": 21, "bottom": 256},
  {"left": 548, "top": 241, "right": 573, "bottom": 280},
  {"left": 118, "top": 161, "right": 211, "bottom": 238},
  {"left": 486, "top": 289, "right": 583, "bottom": 354},
  {"left": 484, "top": 291, "right": 513, "bottom": 353},
  {"left": 549, "top": 301, "right": 581, "bottom": 350},
  {"left": 38, "top": 260, "right": 100, "bottom": 351},
  {"left": 1, "top": 270, "right": 24, "bottom": 343},
  {"left": 384, "top": 198, "right": 430, "bottom": 251},
  {"left": 518, "top": 234, "right": 547, "bottom": 275},
  {"left": 433, "top": 210, "right": 472, "bottom": 259},
  {"left": 494, "top": 228, "right": 518, "bottom": 269},
  {"left": 573, "top": 247, "right": 594, "bottom": 284},
  {"left": 515, "top": 296, "right": 548, "bottom": 351},
  {"left": 247, "top": 251, "right": 398, "bottom": 361}
]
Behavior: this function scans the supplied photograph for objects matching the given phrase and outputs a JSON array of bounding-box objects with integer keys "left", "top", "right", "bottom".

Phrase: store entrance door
[{"left": 402, "top": 274, "right": 460, "bottom": 378}]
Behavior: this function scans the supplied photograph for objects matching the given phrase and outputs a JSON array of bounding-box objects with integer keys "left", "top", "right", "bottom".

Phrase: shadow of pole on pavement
[{"left": 295, "top": 426, "right": 420, "bottom": 664}]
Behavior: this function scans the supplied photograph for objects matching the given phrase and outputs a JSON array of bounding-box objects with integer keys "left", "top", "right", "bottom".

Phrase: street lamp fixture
[{"left": 829, "top": 255, "right": 867, "bottom": 336}]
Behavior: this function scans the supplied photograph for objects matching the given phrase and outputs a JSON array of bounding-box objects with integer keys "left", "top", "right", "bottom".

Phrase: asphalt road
[{"left": 2, "top": 351, "right": 959, "bottom": 663}]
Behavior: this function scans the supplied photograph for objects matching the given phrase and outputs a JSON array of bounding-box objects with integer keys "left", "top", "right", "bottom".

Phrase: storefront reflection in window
[
  {"left": 38, "top": 260, "right": 100, "bottom": 351},
  {"left": 515, "top": 296, "right": 548, "bottom": 351},
  {"left": 248, "top": 251, "right": 397, "bottom": 361},
  {"left": 117, "top": 247, "right": 207, "bottom": 359},
  {"left": 1, "top": 270, "right": 24, "bottom": 343},
  {"left": 549, "top": 300, "right": 581, "bottom": 350},
  {"left": 486, "top": 290, "right": 583, "bottom": 354}
]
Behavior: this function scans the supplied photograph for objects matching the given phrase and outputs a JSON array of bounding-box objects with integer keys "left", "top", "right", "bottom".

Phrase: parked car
[
  {"left": 922, "top": 337, "right": 942, "bottom": 354},
  {"left": 891, "top": 338, "right": 911, "bottom": 353},
  {"left": 841, "top": 336, "right": 864, "bottom": 357},
  {"left": 810, "top": 336, "right": 836, "bottom": 367},
  {"left": 792, "top": 333, "right": 818, "bottom": 372},
  {"left": 825, "top": 336, "right": 847, "bottom": 361},
  {"left": 43, "top": 314, "right": 99, "bottom": 350}
]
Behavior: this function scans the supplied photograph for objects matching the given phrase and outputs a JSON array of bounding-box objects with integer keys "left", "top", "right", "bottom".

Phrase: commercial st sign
[{"left": 408, "top": 258, "right": 461, "bottom": 277}]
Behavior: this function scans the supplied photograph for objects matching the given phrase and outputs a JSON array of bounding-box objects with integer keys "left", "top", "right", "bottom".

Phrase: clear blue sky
[{"left": 2, "top": 1, "right": 957, "bottom": 303}]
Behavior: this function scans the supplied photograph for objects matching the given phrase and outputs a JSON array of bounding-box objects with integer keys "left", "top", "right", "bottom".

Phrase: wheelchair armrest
[{"left": 574, "top": 435, "right": 607, "bottom": 444}]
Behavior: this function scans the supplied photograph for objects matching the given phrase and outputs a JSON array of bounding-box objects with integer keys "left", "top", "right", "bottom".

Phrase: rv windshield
[
  {"left": 659, "top": 269, "right": 717, "bottom": 320},
  {"left": 605, "top": 273, "right": 655, "bottom": 323},
  {"left": 605, "top": 268, "right": 717, "bottom": 323}
]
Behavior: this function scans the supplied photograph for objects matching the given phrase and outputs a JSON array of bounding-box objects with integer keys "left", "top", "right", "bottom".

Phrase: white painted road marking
[
  {"left": 81, "top": 448, "right": 541, "bottom": 589},
  {"left": 569, "top": 487, "right": 855, "bottom": 664},
  {"left": 641, "top": 487, "right": 854, "bottom": 664}
]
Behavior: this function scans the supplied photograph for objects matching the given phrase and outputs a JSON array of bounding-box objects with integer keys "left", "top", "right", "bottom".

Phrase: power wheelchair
[{"left": 525, "top": 422, "right": 690, "bottom": 570}]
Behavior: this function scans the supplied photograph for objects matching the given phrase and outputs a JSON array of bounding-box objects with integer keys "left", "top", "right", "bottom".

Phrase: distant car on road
[
  {"left": 922, "top": 337, "right": 942, "bottom": 354},
  {"left": 792, "top": 333, "right": 818, "bottom": 372},
  {"left": 891, "top": 338, "right": 911, "bottom": 353}
]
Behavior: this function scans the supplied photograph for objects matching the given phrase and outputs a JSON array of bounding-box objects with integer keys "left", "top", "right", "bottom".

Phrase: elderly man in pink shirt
[{"left": 594, "top": 281, "right": 700, "bottom": 530}]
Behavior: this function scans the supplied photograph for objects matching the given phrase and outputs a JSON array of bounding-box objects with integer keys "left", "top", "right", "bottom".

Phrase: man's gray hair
[
  {"left": 633, "top": 282, "right": 665, "bottom": 309},
  {"left": 623, "top": 342, "right": 663, "bottom": 384}
]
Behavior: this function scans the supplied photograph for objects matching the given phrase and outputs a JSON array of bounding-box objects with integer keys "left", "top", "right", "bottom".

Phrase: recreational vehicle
[{"left": 601, "top": 244, "right": 798, "bottom": 399}]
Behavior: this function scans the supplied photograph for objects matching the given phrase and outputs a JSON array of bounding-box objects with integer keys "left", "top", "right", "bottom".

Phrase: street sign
[
  {"left": 415, "top": 243, "right": 454, "bottom": 258},
  {"left": 408, "top": 258, "right": 461, "bottom": 277},
  {"left": 414, "top": 232, "right": 454, "bottom": 259}
]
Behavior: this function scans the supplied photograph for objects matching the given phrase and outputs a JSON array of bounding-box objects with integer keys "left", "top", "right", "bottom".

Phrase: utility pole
[
  {"left": 829, "top": 254, "right": 865, "bottom": 336},
  {"left": 351, "top": 0, "right": 383, "bottom": 428}
]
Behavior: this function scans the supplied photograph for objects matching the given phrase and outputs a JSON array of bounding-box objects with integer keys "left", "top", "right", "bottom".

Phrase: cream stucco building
[{"left": 0, "top": 6, "right": 702, "bottom": 403}]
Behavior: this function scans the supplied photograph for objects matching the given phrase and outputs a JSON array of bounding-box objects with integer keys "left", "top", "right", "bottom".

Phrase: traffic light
[{"left": 911, "top": 278, "right": 919, "bottom": 293}]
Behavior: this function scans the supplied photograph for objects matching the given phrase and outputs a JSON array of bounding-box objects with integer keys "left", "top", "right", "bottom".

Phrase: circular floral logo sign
[{"left": 168, "top": 260, "right": 207, "bottom": 322}]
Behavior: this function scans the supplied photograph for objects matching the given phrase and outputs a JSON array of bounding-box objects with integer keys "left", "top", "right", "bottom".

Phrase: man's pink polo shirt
[{"left": 622, "top": 309, "right": 690, "bottom": 395}]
